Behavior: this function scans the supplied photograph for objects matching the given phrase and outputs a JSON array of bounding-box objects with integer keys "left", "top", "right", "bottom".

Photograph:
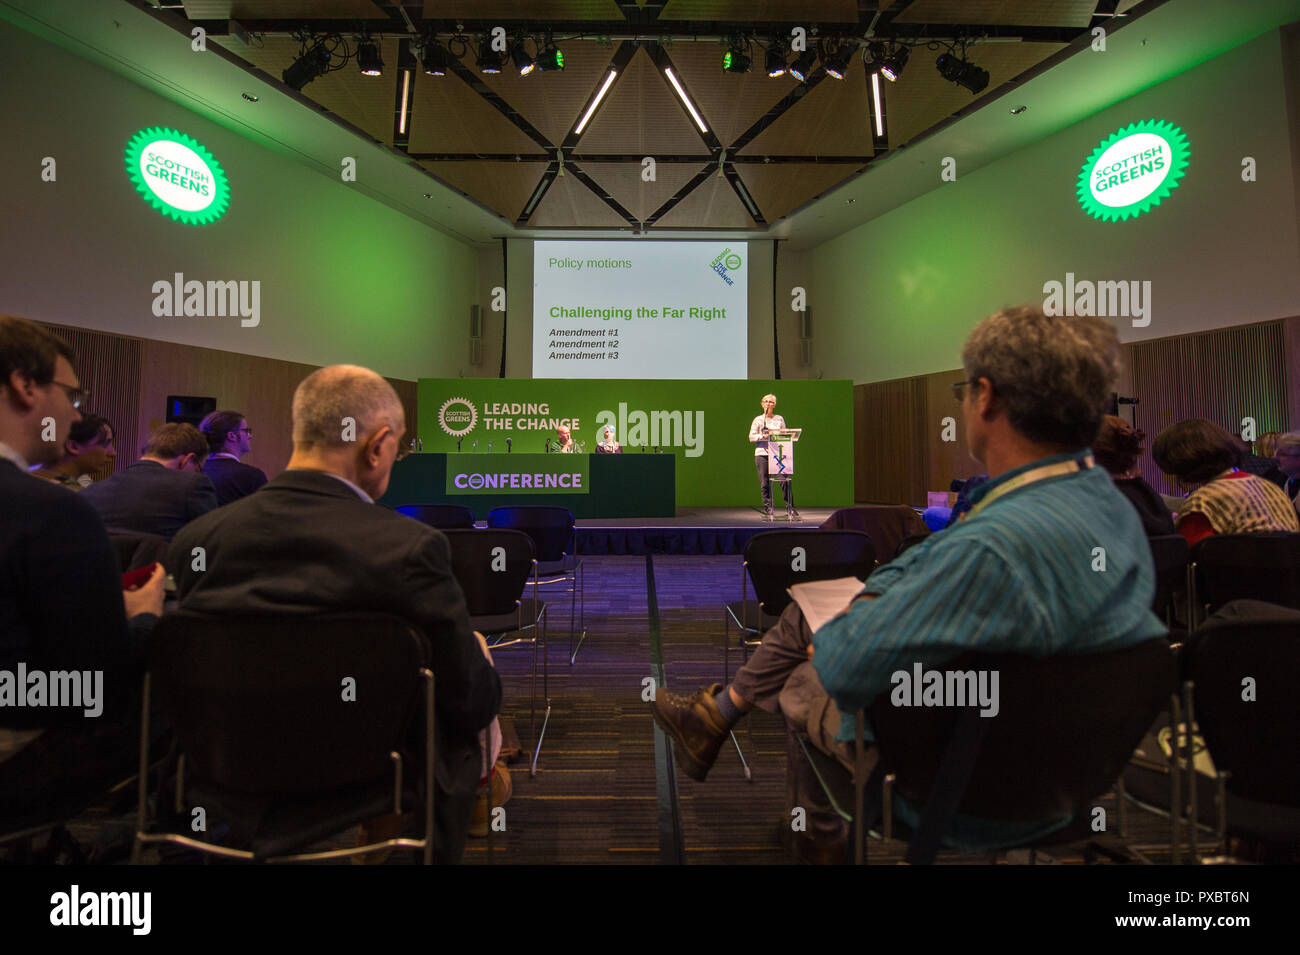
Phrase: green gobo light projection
[
  {"left": 1077, "top": 119, "right": 1189, "bottom": 222},
  {"left": 124, "top": 127, "right": 230, "bottom": 225}
]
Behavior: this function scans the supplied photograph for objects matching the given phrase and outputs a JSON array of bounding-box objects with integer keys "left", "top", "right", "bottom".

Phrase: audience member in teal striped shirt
[
  {"left": 812, "top": 451, "right": 1167, "bottom": 736},
  {"left": 652, "top": 305, "right": 1168, "bottom": 860}
]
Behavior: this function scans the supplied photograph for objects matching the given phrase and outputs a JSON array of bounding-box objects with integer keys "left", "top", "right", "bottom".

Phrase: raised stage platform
[{"left": 574, "top": 506, "right": 837, "bottom": 555}]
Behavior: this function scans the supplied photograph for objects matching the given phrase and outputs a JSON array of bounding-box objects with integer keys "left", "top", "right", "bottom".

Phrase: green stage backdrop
[{"left": 416, "top": 379, "right": 853, "bottom": 507}]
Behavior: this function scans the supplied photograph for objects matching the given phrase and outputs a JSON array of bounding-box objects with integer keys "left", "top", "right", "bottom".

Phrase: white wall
[
  {"left": 805, "top": 29, "right": 1300, "bottom": 384},
  {"left": 0, "top": 19, "right": 479, "bottom": 381}
]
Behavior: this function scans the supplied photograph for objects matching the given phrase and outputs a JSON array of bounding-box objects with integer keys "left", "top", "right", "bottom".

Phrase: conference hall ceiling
[{"left": 165, "top": 0, "right": 1149, "bottom": 232}]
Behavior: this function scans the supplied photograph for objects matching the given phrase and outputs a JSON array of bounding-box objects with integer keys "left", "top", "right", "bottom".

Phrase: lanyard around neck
[{"left": 963, "top": 455, "right": 1095, "bottom": 521}]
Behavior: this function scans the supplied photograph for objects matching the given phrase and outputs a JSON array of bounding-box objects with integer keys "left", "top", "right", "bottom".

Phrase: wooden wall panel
[
  {"left": 139, "top": 341, "right": 419, "bottom": 479},
  {"left": 37, "top": 322, "right": 141, "bottom": 481},
  {"left": 854, "top": 375, "right": 928, "bottom": 505},
  {"left": 1129, "top": 319, "right": 1291, "bottom": 496},
  {"left": 35, "top": 321, "right": 417, "bottom": 482}
]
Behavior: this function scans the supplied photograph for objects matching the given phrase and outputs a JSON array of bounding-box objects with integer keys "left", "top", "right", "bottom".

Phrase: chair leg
[
  {"left": 1182, "top": 681, "right": 1199, "bottom": 863},
  {"left": 729, "top": 730, "right": 752, "bottom": 783},
  {"left": 131, "top": 672, "right": 152, "bottom": 866}
]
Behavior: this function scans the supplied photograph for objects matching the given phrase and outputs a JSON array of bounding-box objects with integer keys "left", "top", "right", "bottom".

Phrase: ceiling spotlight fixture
[
  {"left": 356, "top": 39, "right": 383, "bottom": 76},
  {"left": 477, "top": 38, "right": 505, "bottom": 74},
  {"left": 533, "top": 44, "right": 565, "bottom": 72},
  {"left": 765, "top": 41, "right": 787, "bottom": 77},
  {"left": 823, "top": 42, "right": 853, "bottom": 80},
  {"left": 723, "top": 39, "right": 750, "bottom": 74},
  {"left": 879, "top": 44, "right": 910, "bottom": 82},
  {"left": 789, "top": 48, "right": 817, "bottom": 82},
  {"left": 936, "top": 52, "right": 989, "bottom": 94},
  {"left": 1010, "top": 104, "right": 1028, "bottom": 115},
  {"left": 511, "top": 40, "right": 535, "bottom": 76},
  {"left": 241, "top": 92, "right": 259, "bottom": 102},
  {"left": 419, "top": 38, "right": 450, "bottom": 75},
  {"left": 282, "top": 42, "right": 332, "bottom": 90}
]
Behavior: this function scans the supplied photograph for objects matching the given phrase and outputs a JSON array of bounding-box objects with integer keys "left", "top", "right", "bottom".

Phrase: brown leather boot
[
  {"left": 469, "top": 761, "right": 513, "bottom": 838},
  {"left": 651, "top": 683, "right": 731, "bottom": 781}
]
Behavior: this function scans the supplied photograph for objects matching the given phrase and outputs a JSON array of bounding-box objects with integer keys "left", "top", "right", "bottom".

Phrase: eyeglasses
[
  {"left": 951, "top": 379, "right": 979, "bottom": 401},
  {"left": 50, "top": 379, "right": 91, "bottom": 409},
  {"left": 236, "top": 427, "right": 253, "bottom": 435}
]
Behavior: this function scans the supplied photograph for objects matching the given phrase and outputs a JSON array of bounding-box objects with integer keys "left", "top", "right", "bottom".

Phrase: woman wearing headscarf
[{"left": 594, "top": 425, "right": 623, "bottom": 454}]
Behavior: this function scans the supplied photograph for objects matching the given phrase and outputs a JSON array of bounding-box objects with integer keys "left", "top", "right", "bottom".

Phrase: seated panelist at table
[
  {"left": 550, "top": 424, "right": 575, "bottom": 453},
  {"left": 594, "top": 426, "right": 623, "bottom": 454}
]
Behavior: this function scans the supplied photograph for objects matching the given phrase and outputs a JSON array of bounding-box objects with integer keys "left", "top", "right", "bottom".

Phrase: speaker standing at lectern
[{"left": 748, "top": 393, "right": 798, "bottom": 521}]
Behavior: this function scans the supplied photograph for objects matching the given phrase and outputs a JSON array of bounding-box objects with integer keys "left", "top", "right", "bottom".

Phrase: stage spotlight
[
  {"left": 789, "top": 48, "right": 817, "bottom": 82},
  {"left": 765, "top": 42, "right": 787, "bottom": 77},
  {"left": 511, "top": 42, "right": 534, "bottom": 76},
  {"left": 477, "top": 40, "right": 505, "bottom": 74},
  {"left": 823, "top": 42, "right": 852, "bottom": 80},
  {"left": 357, "top": 40, "right": 383, "bottom": 76},
  {"left": 533, "top": 45, "right": 565, "bottom": 72},
  {"left": 879, "top": 44, "right": 909, "bottom": 82},
  {"left": 722, "top": 41, "right": 750, "bottom": 74},
  {"left": 936, "top": 52, "right": 990, "bottom": 93},
  {"left": 282, "top": 42, "right": 331, "bottom": 90},
  {"left": 420, "top": 40, "right": 450, "bottom": 76}
]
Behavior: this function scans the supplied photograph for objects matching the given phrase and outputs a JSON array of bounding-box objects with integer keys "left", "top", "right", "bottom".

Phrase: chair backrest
[
  {"left": 744, "top": 529, "right": 876, "bottom": 616},
  {"left": 870, "top": 639, "right": 1176, "bottom": 820},
  {"left": 819, "top": 505, "right": 928, "bottom": 566},
  {"left": 441, "top": 528, "right": 536, "bottom": 617},
  {"left": 1184, "top": 621, "right": 1300, "bottom": 807},
  {"left": 395, "top": 503, "right": 475, "bottom": 529},
  {"left": 150, "top": 612, "right": 426, "bottom": 795},
  {"left": 1148, "top": 533, "right": 1189, "bottom": 618},
  {"left": 487, "top": 505, "right": 575, "bottom": 562},
  {"left": 893, "top": 532, "right": 931, "bottom": 562},
  {"left": 109, "top": 531, "right": 171, "bottom": 573},
  {"left": 1190, "top": 532, "right": 1300, "bottom": 614}
]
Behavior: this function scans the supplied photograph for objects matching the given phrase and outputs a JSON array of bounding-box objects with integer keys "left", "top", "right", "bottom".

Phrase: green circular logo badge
[
  {"left": 724, "top": 253, "right": 742, "bottom": 270},
  {"left": 125, "top": 127, "right": 230, "bottom": 226},
  {"left": 1077, "top": 119, "right": 1189, "bottom": 222},
  {"left": 438, "top": 397, "right": 478, "bottom": 437}
]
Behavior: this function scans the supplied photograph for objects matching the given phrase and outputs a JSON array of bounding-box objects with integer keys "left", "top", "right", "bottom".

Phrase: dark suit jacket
[
  {"left": 0, "top": 459, "right": 153, "bottom": 729},
  {"left": 202, "top": 456, "right": 268, "bottom": 506},
  {"left": 80, "top": 460, "right": 218, "bottom": 540},
  {"left": 168, "top": 469, "right": 501, "bottom": 861}
]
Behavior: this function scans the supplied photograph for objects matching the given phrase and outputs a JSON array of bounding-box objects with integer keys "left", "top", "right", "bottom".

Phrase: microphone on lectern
[
  {"left": 457, "top": 437, "right": 463, "bottom": 452},
  {"left": 506, "top": 438, "right": 512, "bottom": 453}
]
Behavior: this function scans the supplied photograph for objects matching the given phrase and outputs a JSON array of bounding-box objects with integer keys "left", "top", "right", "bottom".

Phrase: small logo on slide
[
  {"left": 709, "top": 247, "right": 741, "bottom": 286},
  {"left": 438, "top": 397, "right": 478, "bottom": 437}
]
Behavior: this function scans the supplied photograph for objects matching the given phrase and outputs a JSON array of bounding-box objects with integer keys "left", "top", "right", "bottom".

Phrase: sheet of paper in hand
[{"left": 788, "top": 577, "right": 867, "bottom": 633}]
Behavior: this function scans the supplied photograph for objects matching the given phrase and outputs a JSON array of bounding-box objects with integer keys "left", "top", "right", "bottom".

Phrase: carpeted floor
[{"left": 59, "top": 554, "right": 1185, "bottom": 865}]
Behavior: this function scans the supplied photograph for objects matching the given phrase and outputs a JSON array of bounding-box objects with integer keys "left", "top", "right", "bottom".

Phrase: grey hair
[
  {"left": 961, "top": 306, "right": 1121, "bottom": 448},
  {"left": 292, "top": 364, "right": 403, "bottom": 449},
  {"left": 762, "top": 393, "right": 776, "bottom": 403}
]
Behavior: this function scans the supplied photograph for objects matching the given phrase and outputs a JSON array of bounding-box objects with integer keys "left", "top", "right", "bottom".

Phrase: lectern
[{"left": 765, "top": 428, "right": 802, "bottom": 480}]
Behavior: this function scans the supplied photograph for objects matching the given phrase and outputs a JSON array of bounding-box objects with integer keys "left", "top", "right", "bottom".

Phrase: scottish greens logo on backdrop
[
  {"left": 438, "top": 397, "right": 478, "bottom": 437},
  {"left": 125, "top": 127, "right": 230, "bottom": 226},
  {"left": 1077, "top": 119, "right": 1189, "bottom": 222}
]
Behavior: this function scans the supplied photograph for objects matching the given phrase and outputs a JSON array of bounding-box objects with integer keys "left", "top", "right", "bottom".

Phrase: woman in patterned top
[{"left": 1152, "top": 418, "right": 1300, "bottom": 546}]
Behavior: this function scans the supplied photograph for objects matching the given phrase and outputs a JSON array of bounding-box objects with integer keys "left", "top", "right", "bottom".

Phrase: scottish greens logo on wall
[
  {"left": 1077, "top": 119, "right": 1189, "bottom": 222},
  {"left": 124, "top": 128, "right": 230, "bottom": 226}
]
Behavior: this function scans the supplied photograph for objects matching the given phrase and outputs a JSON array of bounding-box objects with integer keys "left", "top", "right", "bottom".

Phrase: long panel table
[{"left": 379, "top": 452, "right": 676, "bottom": 518}]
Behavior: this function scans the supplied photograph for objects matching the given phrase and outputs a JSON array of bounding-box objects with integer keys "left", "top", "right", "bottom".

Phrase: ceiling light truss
[{"left": 181, "top": 0, "right": 1109, "bottom": 234}]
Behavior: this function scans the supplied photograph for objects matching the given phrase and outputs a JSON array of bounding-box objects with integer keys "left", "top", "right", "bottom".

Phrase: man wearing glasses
[
  {"left": 200, "top": 410, "right": 268, "bottom": 505},
  {"left": 652, "top": 306, "right": 1165, "bottom": 862},
  {"left": 0, "top": 315, "right": 164, "bottom": 832}
]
